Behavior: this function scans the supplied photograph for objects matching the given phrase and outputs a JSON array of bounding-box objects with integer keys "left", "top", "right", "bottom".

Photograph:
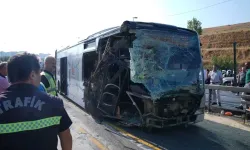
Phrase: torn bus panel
[{"left": 129, "top": 29, "right": 203, "bottom": 100}]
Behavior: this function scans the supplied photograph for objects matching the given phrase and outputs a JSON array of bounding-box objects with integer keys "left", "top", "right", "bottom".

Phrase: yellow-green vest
[{"left": 41, "top": 71, "right": 57, "bottom": 96}]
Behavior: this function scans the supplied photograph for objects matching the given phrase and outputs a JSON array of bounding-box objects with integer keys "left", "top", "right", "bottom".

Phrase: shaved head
[
  {"left": 45, "top": 56, "right": 55, "bottom": 64},
  {"left": 44, "top": 56, "right": 56, "bottom": 74}
]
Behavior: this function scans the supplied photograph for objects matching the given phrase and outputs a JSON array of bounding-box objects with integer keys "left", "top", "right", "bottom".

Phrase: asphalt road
[
  {"left": 109, "top": 118, "right": 250, "bottom": 150},
  {"left": 205, "top": 89, "right": 242, "bottom": 108},
  {"left": 60, "top": 97, "right": 142, "bottom": 150},
  {"left": 61, "top": 94, "right": 250, "bottom": 150}
]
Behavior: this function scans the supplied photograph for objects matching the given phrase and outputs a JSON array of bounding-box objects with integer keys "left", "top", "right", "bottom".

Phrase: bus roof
[
  {"left": 57, "top": 21, "right": 197, "bottom": 53},
  {"left": 86, "top": 26, "right": 120, "bottom": 40}
]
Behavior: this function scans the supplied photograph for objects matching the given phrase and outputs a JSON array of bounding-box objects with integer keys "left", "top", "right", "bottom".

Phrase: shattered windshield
[{"left": 129, "top": 29, "right": 204, "bottom": 100}]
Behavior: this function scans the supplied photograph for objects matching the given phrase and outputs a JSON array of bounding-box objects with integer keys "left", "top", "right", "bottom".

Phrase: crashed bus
[{"left": 55, "top": 21, "right": 205, "bottom": 130}]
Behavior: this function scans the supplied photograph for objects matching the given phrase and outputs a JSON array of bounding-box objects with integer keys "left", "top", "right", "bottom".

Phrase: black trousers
[{"left": 237, "top": 83, "right": 245, "bottom": 94}]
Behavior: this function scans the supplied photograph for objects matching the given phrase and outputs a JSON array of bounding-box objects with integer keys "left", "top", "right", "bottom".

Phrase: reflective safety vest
[
  {"left": 41, "top": 71, "right": 57, "bottom": 96},
  {"left": 0, "top": 116, "right": 62, "bottom": 134}
]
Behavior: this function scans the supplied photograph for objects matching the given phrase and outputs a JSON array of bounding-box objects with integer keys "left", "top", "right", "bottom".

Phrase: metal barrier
[
  {"left": 205, "top": 84, "right": 250, "bottom": 112},
  {"left": 205, "top": 84, "right": 250, "bottom": 123},
  {"left": 205, "top": 84, "right": 250, "bottom": 93}
]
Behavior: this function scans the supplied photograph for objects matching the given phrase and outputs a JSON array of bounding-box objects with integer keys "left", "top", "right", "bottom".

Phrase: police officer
[
  {"left": 38, "top": 82, "right": 47, "bottom": 92},
  {"left": 41, "top": 56, "right": 57, "bottom": 96},
  {"left": 0, "top": 53, "right": 72, "bottom": 150}
]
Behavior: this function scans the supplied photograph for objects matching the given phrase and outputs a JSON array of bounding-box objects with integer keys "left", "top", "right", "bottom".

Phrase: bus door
[{"left": 60, "top": 57, "right": 68, "bottom": 95}]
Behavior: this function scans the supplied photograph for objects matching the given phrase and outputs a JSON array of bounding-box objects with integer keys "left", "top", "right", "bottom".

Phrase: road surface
[
  {"left": 205, "top": 89, "right": 242, "bottom": 108},
  {"left": 59, "top": 95, "right": 250, "bottom": 150}
]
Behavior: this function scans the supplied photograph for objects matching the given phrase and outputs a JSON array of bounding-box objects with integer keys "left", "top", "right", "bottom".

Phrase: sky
[{"left": 0, "top": 0, "right": 249, "bottom": 54}]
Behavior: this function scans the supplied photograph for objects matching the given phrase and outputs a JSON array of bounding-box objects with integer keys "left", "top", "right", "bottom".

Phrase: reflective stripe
[
  {"left": 47, "top": 88, "right": 57, "bottom": 93},
  {"left": 0, "top": 116, "right": 61, "bottom": 134},
  {"left": 41, "top": 72, "right": 57, "bottom": 96}
]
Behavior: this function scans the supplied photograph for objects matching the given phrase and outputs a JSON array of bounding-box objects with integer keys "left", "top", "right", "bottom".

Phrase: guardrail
[
  {"left": 205, "top": 84, "right": 250, "bottom": 93},
  {"left": 205, "top": 84, "right": 250, "bottom": 123}
]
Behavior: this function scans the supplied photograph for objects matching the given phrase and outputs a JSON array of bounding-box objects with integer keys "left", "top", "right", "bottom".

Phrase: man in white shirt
[{"left": 208, "top": 65, "right": 223, "bottom": 106}]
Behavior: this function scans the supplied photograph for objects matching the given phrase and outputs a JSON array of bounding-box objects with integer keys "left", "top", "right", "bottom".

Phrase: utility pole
[{"left": 233, "top": 42, "right": 237, "bottom": 86}]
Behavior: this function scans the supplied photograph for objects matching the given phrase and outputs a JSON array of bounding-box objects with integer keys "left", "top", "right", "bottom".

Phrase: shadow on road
[{"left": 113, "top": 120, "right": 250, "bottom": 150}]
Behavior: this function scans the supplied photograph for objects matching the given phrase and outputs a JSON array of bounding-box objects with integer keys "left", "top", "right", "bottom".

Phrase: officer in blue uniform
[
  {"left": 0, "top": 53, "right": 72, "bottom": 150},
  {"left": 38, "top": 82, "right": 46, "bottom": 92}
]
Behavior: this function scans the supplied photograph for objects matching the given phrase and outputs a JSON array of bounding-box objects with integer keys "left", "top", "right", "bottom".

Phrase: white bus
[{"left": 56, "top": 21, "right": 205, "bottom": 130}]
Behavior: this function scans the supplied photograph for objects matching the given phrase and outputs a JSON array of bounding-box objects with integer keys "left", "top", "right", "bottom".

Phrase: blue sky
[
  {"left": 162, "top": 0, "right": 250, "bottom": 28},
  {"left": 0, "top": 0, "right": 249, "bottom": 54}
]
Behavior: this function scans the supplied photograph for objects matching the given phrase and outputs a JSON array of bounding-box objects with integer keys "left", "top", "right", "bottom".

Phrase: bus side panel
[
  {"left": 56, "top": 44, "right": 85, "bottom": 109},
  {"left": 67, "top": 44, "right": 85, "bottom": 108},
  {"left": 56, "top": 50, "right": 69, "bottom": 95},
  {"left": 56, "top": 59, "right": 60, "bottom": 91}
]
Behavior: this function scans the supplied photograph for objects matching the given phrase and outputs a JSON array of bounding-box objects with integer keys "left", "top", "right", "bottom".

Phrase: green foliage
[
  {"left": 187, "top": 17, "right": 203, "bottom": 35},
  {"left": 204, "top": 63, "right": 213, "bottom": 70},
  {"left": 0, "top": 56, "right": 10, "bottom": 62},
  {"left": 211, "top": 56, "right": 234, "bottom": 70}
]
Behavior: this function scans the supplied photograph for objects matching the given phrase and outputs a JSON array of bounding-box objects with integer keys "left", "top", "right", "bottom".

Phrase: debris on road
[{"left": 225, "top": 111, "right": 233, "bottom": 116}]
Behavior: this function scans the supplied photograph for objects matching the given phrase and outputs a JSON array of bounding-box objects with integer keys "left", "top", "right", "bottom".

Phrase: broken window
[
  {"left": 82, "top": 51, "right": 98, "bottom": 81},
  {"left": 129, "top": 29, "right": 204, "bottom": 100}
]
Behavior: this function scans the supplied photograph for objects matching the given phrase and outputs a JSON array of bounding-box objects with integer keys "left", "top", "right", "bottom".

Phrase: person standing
[
  {"left": 208, "top": 65, "right": 223, "bottom": 106},
  {"left": 236, "top": 62, "right": 250, "bottom": 110},
  {"left": 38, "top": 82, "right": 47, "bottom": 92},
  {"left": 41, "top": 56, "right": 57, "bottom": 96},
  {"left": 0, "top": 53, "right": 72, "bottom": 150},
  {"left": 236, "top": 66, "right": 246, "bottom": 96},
  {"left": 205, "top": 69, "right": 210, "bottom": 84},
  {"left": 0, "top": 62, "right": 9, "bottom": 93},
  {"left": 243, "top": 62, "right": 250, "bottom": 110},
  {"left": 244, "top": 62, "right": 250, "bottom": 85},
  {"left": 199, "top": 68, "right": 207, "bottom": 82}
]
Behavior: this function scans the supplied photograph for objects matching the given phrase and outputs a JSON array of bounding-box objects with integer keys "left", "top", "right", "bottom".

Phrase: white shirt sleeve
[
  {"left": 218, "top": 71, "right": 223, "bottom": 79},
  {"left": 208, "top": 71, "right": 212, "bottom": 76}
]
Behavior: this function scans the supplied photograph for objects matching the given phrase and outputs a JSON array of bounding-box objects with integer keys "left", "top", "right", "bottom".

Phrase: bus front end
[
  {"left": 85, "top": 21, "right": 205, "bottom": 129},
  {"left": 123, "top": 21, "right": 205, "bottom": 128}
]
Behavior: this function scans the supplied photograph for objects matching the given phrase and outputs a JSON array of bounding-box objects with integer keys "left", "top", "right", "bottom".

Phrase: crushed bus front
[{"left": 84, "top": 21, "right": 205, "bottom": 129}]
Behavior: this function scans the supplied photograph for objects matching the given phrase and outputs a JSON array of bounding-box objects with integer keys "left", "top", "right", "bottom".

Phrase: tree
[
  {"left": 211, "top": 56, "right": 234, "bottom": 70},
  {"left": 187, "top": 17, "right": 202, "bottom": 35}
]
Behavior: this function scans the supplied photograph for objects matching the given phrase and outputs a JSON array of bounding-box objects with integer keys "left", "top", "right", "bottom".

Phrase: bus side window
[{"left": 82, "top": 51, "right": 98, "bottom": 82}]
